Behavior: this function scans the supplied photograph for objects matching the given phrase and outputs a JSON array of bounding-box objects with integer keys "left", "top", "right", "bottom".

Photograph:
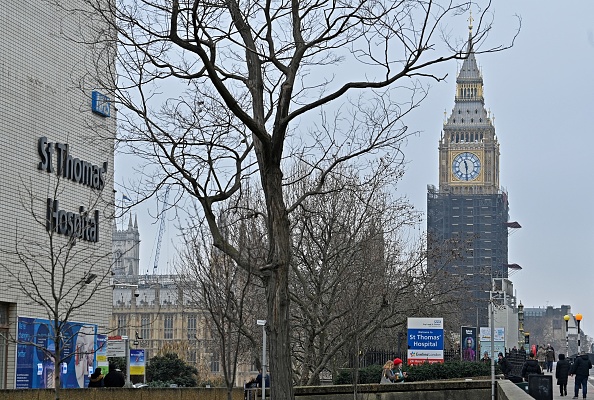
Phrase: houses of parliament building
[{"left": 111, "top": 217, "right": 255, "bottom": 384}]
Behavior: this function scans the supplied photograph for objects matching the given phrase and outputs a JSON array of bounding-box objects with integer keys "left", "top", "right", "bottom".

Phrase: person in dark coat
[
  {"left": 103, "top": 363, "right": 126, "bottom": 387},
  {"left": 480, "top": 352, "right": 491, "bottom": 365},
  {"left": 88, "top": 368, "right": 104, "bottom": 388},
  {"left": 555, "top": 353, "right": 570, "bottom": 397},
  {"left": 498, "top": 352, "right": 512, "bottom": 375},
  {"left": 521, "top": 352, "right": 542, "bottom": 382},
  {"left": 255, "top": 369, "right": 270, "bottom": 388},
  {"left": 570, "top": 352, "right": 592, "bottom": 399},
  {"left": 545, "top": 344, "right": 556, "bottom": 373}
]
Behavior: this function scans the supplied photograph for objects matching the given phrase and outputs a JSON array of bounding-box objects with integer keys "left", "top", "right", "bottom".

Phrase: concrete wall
[
  {"left": 295, "top": 380, "right": 490, "bottom": 400},
  {"left": 0, "top": 379, "right": 537, "bottom": 400},
  {"left": 497, "top": 379, "right": 534, "bottom": 400},
  {"left": 0, "top": 387, "right": 245, "bottom": 400}
]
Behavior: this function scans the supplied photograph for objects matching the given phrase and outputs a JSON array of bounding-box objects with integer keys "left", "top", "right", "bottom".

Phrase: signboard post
[
  {"left": 407, "top": 318, "right": 444, "bottom": 365},
  {"left": 106, "top": 336, "right": 126, "bottom": 358}
]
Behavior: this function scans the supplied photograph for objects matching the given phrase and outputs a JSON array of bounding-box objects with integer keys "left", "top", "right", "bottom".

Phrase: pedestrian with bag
[{"left": 380, "top": 360, "right": 395, "bottom": 384}]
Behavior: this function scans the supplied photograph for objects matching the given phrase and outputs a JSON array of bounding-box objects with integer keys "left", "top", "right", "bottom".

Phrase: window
[
  {"left": 114, "top": 250, "right": 122, "bottom": 270},
  {"left": 187, "top": 314, "right": 197, "bottom": 339},
  {"left": 117, "top": 315, "right": 127, "bottom": 336},
  {"left": 164, "top": 315, "right": 174, "bottom": 339},
  {"left": 141, "top": 315, "right": 151, "bottom": 340},
  {"left": 210, "top": 351, "right": 220, "bottom": 372},
  {"left": 188, "top": 350, "right": 197, "bottom": 364}
]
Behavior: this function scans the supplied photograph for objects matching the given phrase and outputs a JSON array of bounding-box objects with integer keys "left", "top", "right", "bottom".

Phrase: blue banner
[
  {"left": 407, "top": 328, "right": 444, "bottom": 349},
  {"left": 16, "top": 317, "right": 97, "bottom": 388}
]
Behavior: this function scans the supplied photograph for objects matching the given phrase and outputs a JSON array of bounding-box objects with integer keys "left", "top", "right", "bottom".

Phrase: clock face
[{"left": 452, "top": 152, "right": 481, "bottom": 181}]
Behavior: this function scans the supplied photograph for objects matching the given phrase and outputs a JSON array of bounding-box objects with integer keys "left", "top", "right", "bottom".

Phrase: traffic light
[{"left": 524, "top": 333, "right": 530, "bottom": 344}]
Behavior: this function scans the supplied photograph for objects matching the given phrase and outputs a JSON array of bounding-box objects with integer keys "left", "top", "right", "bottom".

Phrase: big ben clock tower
[
  {"left": 438, "top": 24, "right": 499, "bottom": 195},
  {"left": 427, "top": 21, "right": 514, "bottom": 328}
]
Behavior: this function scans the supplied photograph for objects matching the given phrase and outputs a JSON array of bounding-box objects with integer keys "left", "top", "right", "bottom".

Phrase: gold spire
[{"left": 468, "top": 10, "right": 474, "bottom": 34}]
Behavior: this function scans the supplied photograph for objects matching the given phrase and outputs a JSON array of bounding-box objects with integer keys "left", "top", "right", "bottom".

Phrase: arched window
[
  {"left": 114, "top": 250, "right": 122, "bottom": 271},
  {"left": 211, "top": 352, "right": 220, "bottom": 372}
]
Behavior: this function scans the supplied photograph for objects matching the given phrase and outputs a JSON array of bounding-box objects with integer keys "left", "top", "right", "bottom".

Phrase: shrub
[{"left": 334, "top": 361, "right": 496, "bottom": 384}]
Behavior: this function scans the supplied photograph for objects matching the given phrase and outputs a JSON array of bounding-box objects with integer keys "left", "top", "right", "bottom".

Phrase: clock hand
[{"left": 463, "top": 160, "right": 469, "bottom": 173}]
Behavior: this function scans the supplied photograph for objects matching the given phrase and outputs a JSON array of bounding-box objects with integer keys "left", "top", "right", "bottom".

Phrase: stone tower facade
[
  {"left": 427, "top": 26, "right": 511, "bottom": 328},
  {"left": 437, "top": 36, "right": 500, "bottom": 195},
  {"left": 112, "top": 215, "right": 141, "bottom": 276}
]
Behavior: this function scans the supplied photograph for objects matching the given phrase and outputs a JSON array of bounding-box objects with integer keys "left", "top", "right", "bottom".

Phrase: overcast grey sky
[{"left": 116, "top": 2, "right": 594, "bottom": 334}]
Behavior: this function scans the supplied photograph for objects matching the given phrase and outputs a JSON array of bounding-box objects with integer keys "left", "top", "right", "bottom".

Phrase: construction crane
[{"left": 152, "top": 185, "right": 171, "bottom": 273}]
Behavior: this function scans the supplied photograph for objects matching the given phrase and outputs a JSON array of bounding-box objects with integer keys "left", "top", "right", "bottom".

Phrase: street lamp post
[
  {"left": 564, "top": 315, "right": 570, "bottom": 357},
  {"left": 256, "top": 319, "right": 267, "bottom": 400},
  {"left": 576, "top": 313, "right": 583, "bottom": 354}
]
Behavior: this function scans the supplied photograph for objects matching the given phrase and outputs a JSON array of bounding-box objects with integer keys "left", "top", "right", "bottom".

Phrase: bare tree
[
  {"left": 0, "top": 176, "right": 113, "bottom": 399},
  {"left": 64, "top": 0, "right": 518, "bottom": 397},
  {"left": 287, "top": 163, "right": 415, "bottom": 385},
  {"left": 177, "top": 209, "right": 264, "bottom": 399}
]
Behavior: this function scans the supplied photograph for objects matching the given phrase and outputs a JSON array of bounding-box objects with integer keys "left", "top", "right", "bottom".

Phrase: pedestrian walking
[
  {"left": 521, "top": 352, "right": 542, "bottom": 382},
  {"left": 556, "top": 353, "right": 570, "bottom": 397},
  {"left": 392, "top": 358, "right": 407, "bottom": 383},
  {"left": 570, "top": 352, "right": 592, "bottom": 399},
  {"left": 380, "top": 360, "right": 395, "bottom": 384},
  {"left": 537, "top": 345, "right": 546, "bottom": 370},
  {"left": 546, "top": 344, "right": 556, "bottom": 373}
]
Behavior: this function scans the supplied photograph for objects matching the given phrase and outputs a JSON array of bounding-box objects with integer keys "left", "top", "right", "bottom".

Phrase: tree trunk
[
  {"left": 266, "top": 266, "right": 293, "bottom": 399},
  {"left": 262, "top": 165, "right": 293, "bottom": 399}
]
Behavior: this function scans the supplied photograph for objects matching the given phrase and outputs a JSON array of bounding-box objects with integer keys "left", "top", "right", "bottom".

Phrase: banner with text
[
  {"left": 16, "top": 317, "right": 97, "bottom": 389},
  {"left": 479, "top": 327, "right": 505, "bottom": 359},
  {"left": 407, "top": 318, "right": 444, "bottom": 365}
]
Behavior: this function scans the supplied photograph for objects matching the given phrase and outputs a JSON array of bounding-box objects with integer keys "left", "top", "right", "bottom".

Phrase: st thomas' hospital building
[{"left": 0, "top": 0, "right": 115, "bottom": 388}]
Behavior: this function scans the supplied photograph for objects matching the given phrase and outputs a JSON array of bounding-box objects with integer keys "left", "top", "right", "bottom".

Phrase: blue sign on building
[{"left": 91, "top": 90, "right": 111, "bottom": 117}]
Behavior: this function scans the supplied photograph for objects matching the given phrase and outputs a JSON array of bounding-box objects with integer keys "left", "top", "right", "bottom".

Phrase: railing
[{"left": 352, "top": 348, "right": 463, "bottom": 368}]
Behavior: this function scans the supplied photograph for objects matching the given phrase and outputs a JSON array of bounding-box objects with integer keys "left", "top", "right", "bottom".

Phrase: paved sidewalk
[{"left": 546, "top": 370, "right": 594, "bottom": 399}]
